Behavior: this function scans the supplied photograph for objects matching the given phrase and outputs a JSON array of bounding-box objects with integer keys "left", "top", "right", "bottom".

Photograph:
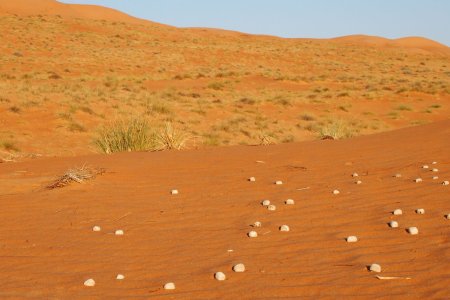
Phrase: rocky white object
[
  {"left": 393, "top": 209, "right": 403, "bottom": 216},
  {"left": 407, "top": 227, "right": 419, "bottom": 235},
  {"left": 84, "top": 279, "right": 95, "bottom": 287},
  {"left": 261, "top": 200, "right": 271, "bottom": 206},
  {"left": 285, "top": 199, "right": 295, "bottom": 205},
  {"left": 352, "top": 173, "right": 359, "bottom": 177},
  {"left": 389, "top": 221, "right": 399, "bottom": 228},
  {"left": 275, "top": 180, "right": 283, "bottom": 185},
  {"left": 394, "top": 173, "right": 402, "bottom": 178},
  {"left": 116, "top": 274, "right": 125, "bottom": 280},
  {"left": 446, "top": 214, "right": 450, "bottom": 220},
  {"left": 164, "top": 282, "right": 176, "bottom": 290},
  {"left": 443, "top": 181, "right": 449, "bottom": 186},
  {"left": 248, "top": 177, "right": 256, "bottom": 182},
  {"left": 92, "top": 226, "right": 101, "bottom": 232},
  {"left": 356, "top": 180, "right": 362, "bottom": 185},
  {"left": 333, "top": 189, "right": 340, "bottom": 195},
  {"left": 215, "top": 272, "right": 226, "bottom": 281},
  {"left": 171, "top": 189, "right": 179, "bottom": 195},
  {"left": 248, "top": 231, "right": 258, "bottom": 238},
  {"left": 253, "top": 221, "right": 262, "bottom": 228},
  {"left": 346, "top": 236, "right": 358, "bottom": 243},
  {"left": 416, "top": 208, "right": 425, "bottom": 215},
  {"left": 115, "top": 230, "right": 124, "bottom": 236},
  {"left": 280, "top": 225, "right": 290, "bottom": 232},
  {"left": 414, "top": 178, "right": 423, "bottom": 183},
  {"left": 267, "top": 204, "right": 276, "bottom": 211},
  {"left": 369, "top": 264, "right": 382, "bottom": 273},
  {"left": 433, "top": 176, "right": 439, "bottom": 180},
  {"left": 432, "top": 168, "right": 439, "bottom": 172},
  {"left": 432, "top": 161, "right": 437, "bottom": 165},
  {"left": 233, "top": 263, "right": 246, "bottom": 273},
  {"left": 422, "top": 165, "right": 429, "bottom": 169}
]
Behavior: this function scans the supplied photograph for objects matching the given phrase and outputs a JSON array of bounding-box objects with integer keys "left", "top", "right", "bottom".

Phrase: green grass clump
[{"left": 94, "top": 117, "right": 156, "bottom": 154}]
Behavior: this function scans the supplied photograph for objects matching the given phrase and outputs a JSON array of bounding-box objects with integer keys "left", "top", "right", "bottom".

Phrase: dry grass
[
  {"left": 46, "top": 165, "right": 105, "bottom": 189},
  {"left": 155, "top": 122, "right": 189, "bottom": 150}
]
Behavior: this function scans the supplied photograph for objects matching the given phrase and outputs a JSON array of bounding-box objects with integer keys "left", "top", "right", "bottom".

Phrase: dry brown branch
[{"left": 46, "top": 165, "right": 105, "bottom": 189}]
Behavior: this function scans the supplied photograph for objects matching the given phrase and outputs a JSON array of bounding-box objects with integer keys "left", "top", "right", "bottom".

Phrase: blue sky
[{"left": 60, "top": 0, "right": 450, "bottom": 46}]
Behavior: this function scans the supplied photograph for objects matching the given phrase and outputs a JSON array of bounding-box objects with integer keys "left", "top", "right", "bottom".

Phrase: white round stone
[
  {"left": 232, "top": 263, "right": 245, "bottom": 273},
  {"left": 407, "top": 227, "right": 419, "bottom": 235},
  {"left": 92, "top": 226, "right": 101, "bottom": 232},
  {"left": 393, "top": 209, "right": 403, "bottom": 216},
  {"left": 214, "top": 272, "right": 226, "bottom": 281},
  {"left": 253, "top": 221, "right": 262, "bottom": 227},
  {"left": 116, "top": 274, "right": 125, "bottom": 280},
  {"left": 394, "top": 173, "right": 402, "bottom": 178},
  {"left": 369, "top": 264, "right": 381, "bottom": 273},
  {"left": 416, "top": 208, "right": 425, "bottom": 215},
  {"left": 171, "top": 189, "right": 179, "bottom": 195},
  {"left": 352, "top": 173, "right": 359, "bottom": 177},
  {"left": 285, "top": 199, "right": 295, "bottom": 205},
  {"left": 432, "top": 168, "right": 439, "bottom": 172},
  {"left": 422, "top": 165, "right": 429, "bottom": 169},
  {"left": 432, "top": 176, "right": 439, "bottom": 180},
  {"left": 443, "top": 181, "right": 449, "bottom": 186},
  {"left": 279, "top": 225, "right": 290, "bottom": 232},
  {"left": 115, "top": 230, "right": 124, "bottom": 236},
  {"left": 333, "top": 189, "right": 340, "bottom": 195},
  {"left": 248, "top": 177, "right": 256, "bottom": 182},
  {"left": 248, "top": 231, "right": 258, "bottom": 238},
  {"left": 164, "top": 282, "right": 175, "bottom": 290},
  {"left": 415, "top": 178, "right": 423, "bottom": 183},
  {"left": 84, "top": 279, "right": 95, "bottom": 287},
  {"left": 346, "top": 236, "right": 358, "bottom": 243},
  {"left": 355, "top": 180, "right": 362, "bottom": 185},
  {"left": 275, "top": 180, "right": 283, "bottom": 185},
  {"left": 267, "top": 204, "right": 276, "bottom": 211},
  {"left": 389, "top": 221, "right": 399, "bottom": 228},
  {"left": 446, "top": 214, "right": 450, "bottom": 220},
  {"left": 261, "top": 200, "right": 271, "bottom": 206},
  {"left": 432, "top": 161, "right": 437, "bottom": 165}
]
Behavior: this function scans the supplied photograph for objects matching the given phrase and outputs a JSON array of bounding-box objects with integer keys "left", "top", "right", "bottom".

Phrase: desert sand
[
  {"left": 1, "top": 120, "right": 449, "bottom": 299},
  {"left": 0, "top": 0, "right": 449, "bottom": 299}
]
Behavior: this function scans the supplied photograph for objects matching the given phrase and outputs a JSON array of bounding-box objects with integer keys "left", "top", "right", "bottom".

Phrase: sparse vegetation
[
  {"left": 318, "top": 119, "right": 357, "bottom": 140},
  {"left": 46, "top": 165, "right": 105, "bottom": 189}
]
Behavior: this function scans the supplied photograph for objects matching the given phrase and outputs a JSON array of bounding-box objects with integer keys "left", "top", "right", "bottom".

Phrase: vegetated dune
[
  {"left": 0, "top": 120, "right": 449, "bottom": 299},
  {"left": 0, "top": 0, "right": 449, "bottom": 158}
]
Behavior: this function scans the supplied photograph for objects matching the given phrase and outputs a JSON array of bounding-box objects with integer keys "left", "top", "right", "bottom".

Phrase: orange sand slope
[{"left": 0, "top": 121, "right": 449, "bottom": 299}]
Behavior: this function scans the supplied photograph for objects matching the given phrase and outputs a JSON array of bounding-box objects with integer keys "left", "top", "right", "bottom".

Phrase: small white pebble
[
  {"left": 414, "top": 178, "right": 423, "bottom": 183},
  {"left": 393, "top": 209, "right": 403, "bottom": 216},
  {"left": 248, "top": 177, "right": 256, "bottom": 182},
  {"left": 279, "top": 225, "right": 290, "bottom": 232},
  {"left": 92, "top": 226, "right": 101, "bottom": 232},
  {"left": 407, "top": 227, "right": 419, "bottom": 235},
  {"left": 355, "top": 180, "right": 362, "bottom": 185},
  {"left": 248, "top": 231, "right": 258, "bottom": 238},
  {"left": 432, "top": 161, "right": 437, "bottom": 165},
  {"left": 394, "top": 173, "right": 402, "bottom": 178},
  {"left": 267, "top": 204, "right": 276, "bottom": 211},
  {"left": 445, "top": 214, "right": 450, "bottom": 220},
  {"left": 432, "top": 168, "right": 439, "bottom": 172},
  {"left": 389, "top": 221, "right": 399, "bottom": 228},
  {"left": 423, "top": 165, "right": 429, "bottom": 169},
  {"left": 416, "top": 208, "right": 425, "bottom": 215},
  {"left": 432, "top": 176, "right": 439, "bottom": 180},
  {"left": 232, "top": 263, "right": 246, "bottom": 273},
  {"left": 84, "top": 279, "right": 95, "bottom": 287},
  {"left": 116, "top": 274, "right": 125, "bottom": 280},
  {"left": 275, "top": 180, "right": 283, "bottom": 185},
  {"left": 333, "top": 189, "right": 340, "bottom": 195},
  {"left": 171, "top": 189, "right": 179, "bottom": 195},
  {"left": 115, "top": 230, "right": 124, "bottom": 236},
  {"left": 214, "top": 272, "right": 226, "bottom": 281},
  {"left": 285, "top": 199, "right": 295, "bottom": 205},
  {"left": 253, "top": 221, "right": 262, "bottom": 228},
  {"left": 369, "top": 264, "right": 381, "bottom": 273},
  {"left": 443, "top": 181, "right": 449, "bottom": 186},
  {"left": 346, "top": 236, "right": 358, "bottom": 243},
  {"left": 352, "top": 173, "right": 359, "bottom": 177},
  {"left": 261, "top": 200, "right": 271, "bottom": 206},
  {"left": 164, "top": 282, "right": 175, "bottom": 290}
]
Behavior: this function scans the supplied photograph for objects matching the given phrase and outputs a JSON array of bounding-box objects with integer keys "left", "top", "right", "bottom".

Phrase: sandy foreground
[{"left": 0, "top": 120, "right": 449, "bottom": 299}]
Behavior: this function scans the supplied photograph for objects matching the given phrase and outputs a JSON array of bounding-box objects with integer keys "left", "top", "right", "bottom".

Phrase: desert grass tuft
[
  {"left": 46, "top": 165, "right": 105, "bottom": 189},
  {"left": 318, "top": 119, "right": 356, "bottom": 140},
  {"left": 155, "top": 122, "right": 189, "bottom": 150}
]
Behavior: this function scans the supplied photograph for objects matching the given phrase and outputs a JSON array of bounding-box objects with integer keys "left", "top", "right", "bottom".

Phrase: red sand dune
[{"left": 0, "top": 121, "right": 449, "bottom": 299}]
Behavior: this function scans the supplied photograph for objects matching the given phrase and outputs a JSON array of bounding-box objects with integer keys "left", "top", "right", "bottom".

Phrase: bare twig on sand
[
  {"left": 375, "top": 275, "right": 412, "bottom": 280},
  {"left": 46, "top": 165, "right": 105, "bottom": 189}
]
